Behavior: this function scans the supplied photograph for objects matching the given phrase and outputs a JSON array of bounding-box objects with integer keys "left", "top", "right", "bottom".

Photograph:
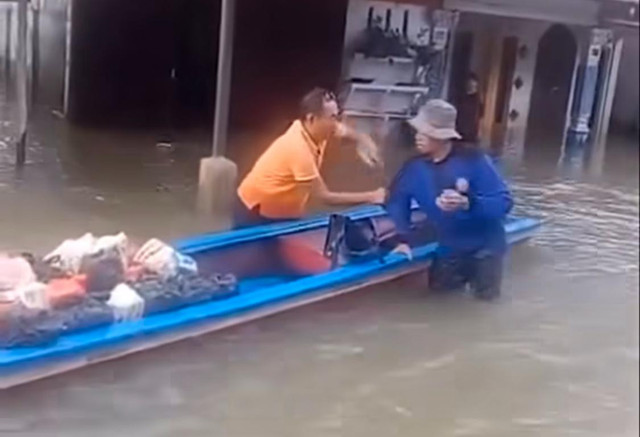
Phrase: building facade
[{"left": 0, "top": 0, "right": 637, "bottom": 165}]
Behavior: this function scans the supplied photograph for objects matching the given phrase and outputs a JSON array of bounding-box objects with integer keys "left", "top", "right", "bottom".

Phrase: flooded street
[{"left": 0, "top": 105, "right": 638, "bottom": 436}]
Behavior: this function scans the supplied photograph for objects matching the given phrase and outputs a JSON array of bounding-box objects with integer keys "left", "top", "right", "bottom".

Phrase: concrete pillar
[
  {"left": 211, "top": 0, "right": 235, "bottom": 157},
  {"left": 197, "top": 0, "right": 238, "bottom": 228},
  {"left": 588, "top": 35, "right": 624, "bottom": 176},
  {"left": 4, "top": 7, "right": 12, "bottom": 83},
  {"left": 566, "top": 29, "right": 612, "bottom": 142},
  {"left": 62, "top": 0, "right": 73, "bottom": 117},
  {"left": 431, "top": 9, "right": 458, "bottom": 100},
  {"left": 440, "top": 10, "right": 460, "bottom": 101},
  {"left": 562, "top": 28, "right": 612, "bottom": 173},
  {"left": 31, "top": 0, "right": 40, "bottom": 108}
]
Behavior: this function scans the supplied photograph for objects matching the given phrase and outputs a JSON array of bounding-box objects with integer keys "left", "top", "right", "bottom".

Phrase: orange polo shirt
[{"left": 238, "top": 121, "right": 332, "bottom": 219}]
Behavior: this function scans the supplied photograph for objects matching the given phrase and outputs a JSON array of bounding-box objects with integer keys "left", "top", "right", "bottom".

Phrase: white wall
[{"left": 444, "top": 0, "right": 599, "bottom": 26}]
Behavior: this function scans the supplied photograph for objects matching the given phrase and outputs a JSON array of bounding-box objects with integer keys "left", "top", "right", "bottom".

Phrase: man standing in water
[
  {"left": 456, "top": 73, "right": 484, "bottom": 144},
  {"left": 386, "top": 100, "right": 513, "bottom": 300},
  {"left": 236, "top": 88, "right": 386, "bottom": 227}
]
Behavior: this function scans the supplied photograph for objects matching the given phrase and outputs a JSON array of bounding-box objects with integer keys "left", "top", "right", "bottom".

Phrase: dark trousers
[
  {"left": 429, "top": 250, "right": 504, "bottom": 301},
  {"left": 233, "top": 197, "right": 290, "bottom": 229}
]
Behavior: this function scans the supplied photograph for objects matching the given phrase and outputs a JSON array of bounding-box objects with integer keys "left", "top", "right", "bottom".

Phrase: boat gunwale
[{"left": 174, "top": 205, "right": 388, "bottom": 254}]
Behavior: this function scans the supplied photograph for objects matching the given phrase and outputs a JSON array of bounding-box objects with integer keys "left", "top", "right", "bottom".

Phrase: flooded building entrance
[
  {"left": 67, "top": 0, "right": 350, "bottom": 135},
  {"left": 68, "top": 0, "right": 219, "bottom": 128},
  {"left": 525, "top": 24, "right": 578, "bottom": 153}
]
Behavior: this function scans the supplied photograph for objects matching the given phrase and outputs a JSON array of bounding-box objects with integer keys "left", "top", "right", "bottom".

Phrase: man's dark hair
[
  {"left": 468, "top": 72, "right": 479, "bottom": 82},
  {"left": 298, "top": 87, "right": 338, "bottom": 121}
]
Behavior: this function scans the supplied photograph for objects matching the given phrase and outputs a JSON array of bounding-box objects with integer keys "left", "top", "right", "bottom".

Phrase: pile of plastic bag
[{"left": 0, "top": 233, "right": 237, "bottom": 348}]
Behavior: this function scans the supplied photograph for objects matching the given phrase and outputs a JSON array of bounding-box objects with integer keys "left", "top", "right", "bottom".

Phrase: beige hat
[{"left": 408, "top": 99, "right": 462, "bottom": 140}]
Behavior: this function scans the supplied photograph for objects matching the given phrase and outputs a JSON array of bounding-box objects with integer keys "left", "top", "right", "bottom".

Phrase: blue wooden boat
[{"left": 0, "top": 205, "right": 541, "bottom": 389}]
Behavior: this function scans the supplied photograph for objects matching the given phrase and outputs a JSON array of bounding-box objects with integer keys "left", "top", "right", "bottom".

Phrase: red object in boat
[
  {"left": 46, "top": 275, "right": 87, "bottom": 309},
  {"left": 278, "top": 237, "right": 331, "bottom": 275}
]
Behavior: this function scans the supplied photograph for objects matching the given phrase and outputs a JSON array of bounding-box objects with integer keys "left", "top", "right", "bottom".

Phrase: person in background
[
  {"left": 456, "top": 73, "right": 484, "bottom": 144},
  {"left": 386, "top": 99, "right": 513, "bottom": 301},
  {"left": 235, "top": 88, "right": 385, "bottom": 228}
]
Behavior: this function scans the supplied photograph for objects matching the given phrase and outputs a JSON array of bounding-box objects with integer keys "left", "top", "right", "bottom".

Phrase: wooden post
[{"left": 16, "top": 0, "right": 28, "bottom": 167}]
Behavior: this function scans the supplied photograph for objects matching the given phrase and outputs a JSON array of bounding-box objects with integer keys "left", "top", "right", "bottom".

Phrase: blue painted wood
[{"left": 174, "top": 205, "right": 387, "bottom": 254}]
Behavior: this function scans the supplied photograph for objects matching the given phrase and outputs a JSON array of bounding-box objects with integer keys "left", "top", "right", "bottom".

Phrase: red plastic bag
[{"left": 46, "top": 276, "right": 87, "bottom": 309}]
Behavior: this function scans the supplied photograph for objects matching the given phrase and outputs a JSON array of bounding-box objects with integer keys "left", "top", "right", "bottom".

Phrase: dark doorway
[
  {"left": 526, "top": 24, "right": 578, "bottom": 150},
  {"left": 448, "top": 31, "right": 474, "bottom": 102},
  {"left": 231, "top": 0, "right": 349, "bottom": 134},
  {"left": 68, "top": 0, "right": 219, "bottom": 128},
  {"left": 66, "top": 0, "right": 349, "bottom": 135}
]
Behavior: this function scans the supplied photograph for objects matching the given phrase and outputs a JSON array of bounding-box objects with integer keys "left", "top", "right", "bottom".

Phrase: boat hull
[{"left": 0, "top": 207, "right": 541, "bottom": 389}]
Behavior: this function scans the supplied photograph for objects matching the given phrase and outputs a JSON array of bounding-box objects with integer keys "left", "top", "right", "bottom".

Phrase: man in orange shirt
[{"left": 236, "top": 88, "right": 386, "bottom": 228}]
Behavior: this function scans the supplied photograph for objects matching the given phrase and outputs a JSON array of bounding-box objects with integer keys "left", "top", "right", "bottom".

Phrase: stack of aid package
[{"left": 0, "top": 234, "right": 237, "bottom": 348}]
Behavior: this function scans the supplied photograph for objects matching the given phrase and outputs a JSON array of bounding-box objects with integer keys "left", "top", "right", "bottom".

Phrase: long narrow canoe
[{"left": 0, "top": 206, "right": 541, "bottom": 389}]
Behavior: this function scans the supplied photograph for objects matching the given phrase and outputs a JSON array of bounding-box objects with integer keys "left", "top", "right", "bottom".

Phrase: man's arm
[
  {"left": 289, "top": 143, "right": 385, "bottom": 206},
  {"left": 338, "top": 124, "right": 382, "bottom": 167},
  {"left": 310, "top": 177, "right": 386, "bottom": 206}
]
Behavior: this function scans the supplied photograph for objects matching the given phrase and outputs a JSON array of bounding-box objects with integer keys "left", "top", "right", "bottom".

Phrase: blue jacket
[{"left": 386, "top": 146, "right": 513, "bottom": 255}]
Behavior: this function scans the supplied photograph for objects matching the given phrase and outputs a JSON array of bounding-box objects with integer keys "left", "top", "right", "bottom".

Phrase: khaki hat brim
[{"left": 408, "top": 117, "right": 462, "bottom": 140}]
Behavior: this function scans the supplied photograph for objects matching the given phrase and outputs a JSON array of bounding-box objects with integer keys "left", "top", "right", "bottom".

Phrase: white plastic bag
[
  {"left": 107, "top": 284, "right": 145, "bottom": 323},
  {"left": 17, "top": 282, "right": 50, "bottom": 310},
  {"left": 0, "top": 255, "right": 37, "bottom": 292},
  {"left": 92, "top": 232, "right": 129, "bottom": 269},
  {"left": 175, "top": 252, "right": 198, "bottom": 275},
  {"left": 133, "top": 239, "right": 178, "bottom": 279},
  {"left": 43, "top": 233, "right": 96, "bottom": 275},
  {"left": 133, "top": 239, "right": 197, "bottom": 279}
]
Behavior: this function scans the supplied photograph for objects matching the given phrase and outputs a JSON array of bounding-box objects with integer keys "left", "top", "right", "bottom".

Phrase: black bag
[
  {"left": 131, "top": 273, "right": 238, "bottom": 316},
  {"left": 323, "top": 214, "right": 392, "bottom": 269},
  {"left": 0, "top": 305, "right": 62, "bottom": 349},
  {"left": 58, "top": 298, "right": 115, "bottom": 334}
]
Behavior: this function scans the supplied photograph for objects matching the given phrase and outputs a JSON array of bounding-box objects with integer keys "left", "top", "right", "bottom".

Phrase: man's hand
[
  {"left": 312, "top": 178, "right": 387, "bottom": 206},
  {"left": 339, "top": 124, "right": 382, "bottom": 168},
  {"left": 391, "top": 243, "right": 413, "bottom": 261},
  {"left": 356, "top": 135, "right": 383, "bottom": 168},
  {"left": 368, "top": 187, "right": 387, "bottom": 205},
  {"left": 436, "top": 189, "right": 470, "bottom": 212}
]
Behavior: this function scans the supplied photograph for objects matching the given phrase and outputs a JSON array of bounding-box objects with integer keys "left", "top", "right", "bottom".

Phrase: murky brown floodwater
[{"left": 0, "top": 96, "right": 638, "bottom": 436}]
